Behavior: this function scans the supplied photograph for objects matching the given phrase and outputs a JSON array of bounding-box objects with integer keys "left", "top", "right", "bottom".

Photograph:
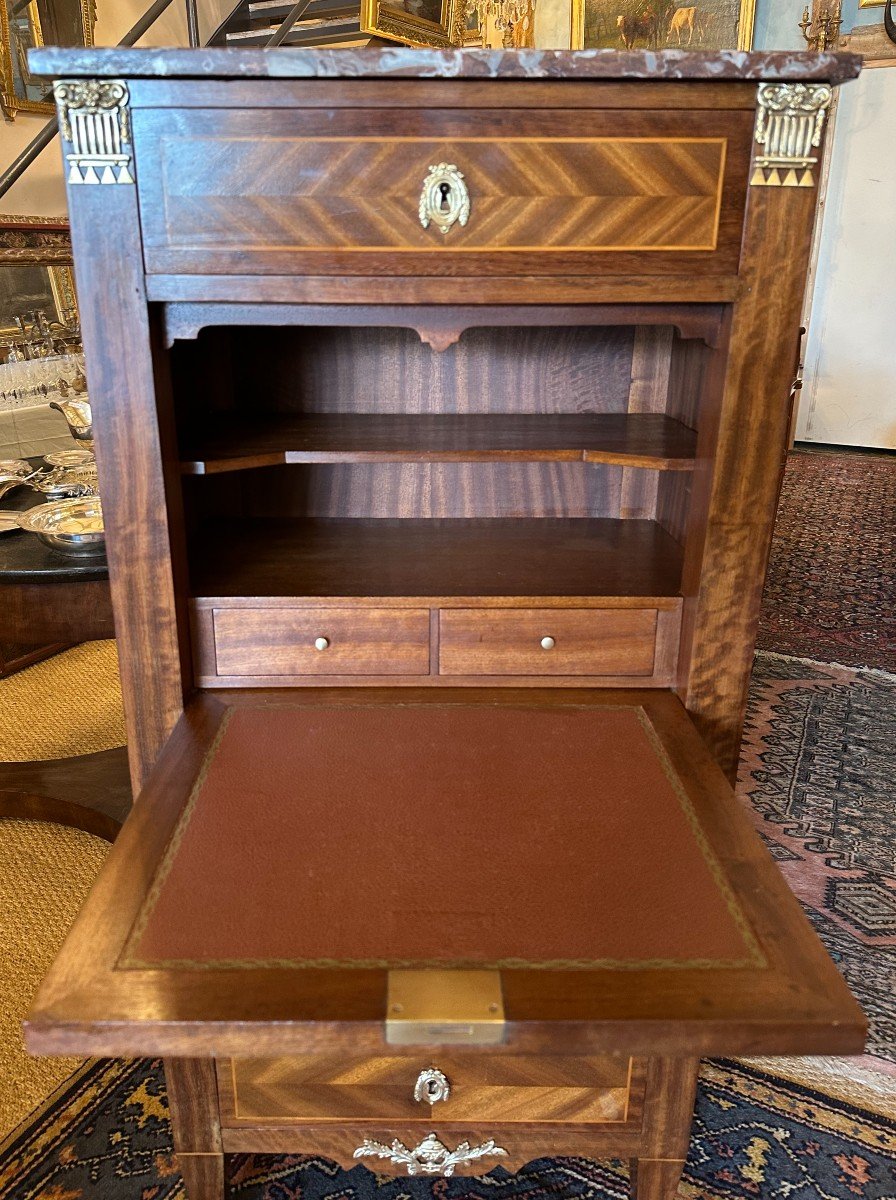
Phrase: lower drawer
[
  {"left": 212, "top": 607, "right": 430, "bottom": 676},
  {"left": 221, "top": 1053, "right": 636, "bottom": 1125},
  {"left": 438, "top": 608, "right": 658, "bottom": 676}
]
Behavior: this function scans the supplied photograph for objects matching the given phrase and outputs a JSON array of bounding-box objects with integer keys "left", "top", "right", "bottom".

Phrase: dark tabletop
[{"left": 0, "top": 458, "right": 108, "bottom": 583}]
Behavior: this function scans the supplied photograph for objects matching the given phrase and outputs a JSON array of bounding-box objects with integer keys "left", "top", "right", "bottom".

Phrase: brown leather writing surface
[{"left": 122, "top": 703, "right": 762, "bottom": 970}]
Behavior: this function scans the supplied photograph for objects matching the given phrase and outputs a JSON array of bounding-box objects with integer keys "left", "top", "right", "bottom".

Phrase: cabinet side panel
[
  {"left": 681, "top": 174, "right": 822, "bottom": 774},
  {"left": 64, "top": 170, "right": 187, "bottom": 789}
]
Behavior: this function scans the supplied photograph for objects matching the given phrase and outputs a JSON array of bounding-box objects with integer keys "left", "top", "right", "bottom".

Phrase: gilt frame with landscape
[{"left": 569, "top": 0, "right": 755, "bottom": 51}]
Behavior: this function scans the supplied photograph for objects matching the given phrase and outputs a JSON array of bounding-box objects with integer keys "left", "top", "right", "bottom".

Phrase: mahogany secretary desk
[{"left": 27, "top": 47, "right": 865, "bottom": 1200}]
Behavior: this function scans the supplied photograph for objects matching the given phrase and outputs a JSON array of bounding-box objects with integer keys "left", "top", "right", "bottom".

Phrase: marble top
[{"left": 29, "top": 47, "right": 862, "bottom": 85}]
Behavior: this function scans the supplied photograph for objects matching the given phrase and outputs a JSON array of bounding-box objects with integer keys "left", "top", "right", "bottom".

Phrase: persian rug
[
  {"left": 757, "top": 449, "right": 896, "bottom": 673},
  {"left": 737, "top": 652, "right": 896, "bottom": 1097},
  {"left": 1, "top": 1057, "right": 894, "bottom": 1200}
]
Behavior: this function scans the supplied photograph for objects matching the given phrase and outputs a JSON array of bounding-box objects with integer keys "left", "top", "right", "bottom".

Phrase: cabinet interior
[{"left": 171, "top": 319, "right": 721, "bottom": 605}]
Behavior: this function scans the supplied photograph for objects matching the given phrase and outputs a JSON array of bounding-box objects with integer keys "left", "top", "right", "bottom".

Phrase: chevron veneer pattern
[
  {"left": 153, "top": 137, "right": 727, "bottom": 252},
  {"left": 222, "top": 1054, "right": 639, "bottom": 1125}
]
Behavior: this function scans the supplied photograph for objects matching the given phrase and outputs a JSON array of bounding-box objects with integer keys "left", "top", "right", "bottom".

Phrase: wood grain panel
[
  {"left": 187, "top": 519, "right": 685, "bottom": 600},
  {"left": 149, "top": 273, "right": 743, "bottom": 305},
  {"left": 219, "top": 1120, "right": 646, "bottom": 1169},
  {"left": 213, "top": 607, "right": 430, "bottom": 676},
  {"left": 226, "top": 326, "right": 636, "bottom": 417},
  {"left": 181, "top": 414, "right": 697, "bottom": 473},
  {"left": 439, "top": 608, "right": 657, "bottom": 677},
  {"left": 222, "top": 1054, "right": 635, "bottom": 1124}
]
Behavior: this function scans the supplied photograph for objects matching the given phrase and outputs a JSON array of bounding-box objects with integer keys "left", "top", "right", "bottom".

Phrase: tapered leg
[
  {"left": 630, "top": 1158, "right": 686, "bottom": 1200},
  {"left": 177, "top": 1152, "right": 227, "bottom": 1200},
  {"left": 164, "top": 1058, "right": 226, "bottom": 1200},
  {"left": 630, "top": 1057, "right": 699, "bottom": 1199}
]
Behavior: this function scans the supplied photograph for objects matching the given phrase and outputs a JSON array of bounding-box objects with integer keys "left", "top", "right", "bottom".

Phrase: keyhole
[
  {"left": 427, "top": 1081, "right": 439, "bottom": 1099},
  {"left": 438, "top": 181, "right": 452, "bottom": 211}
]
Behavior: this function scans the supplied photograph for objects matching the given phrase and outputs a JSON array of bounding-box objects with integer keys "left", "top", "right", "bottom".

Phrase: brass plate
[{"left": 386, "top": 969, "right": 505, "bottom": 1046}]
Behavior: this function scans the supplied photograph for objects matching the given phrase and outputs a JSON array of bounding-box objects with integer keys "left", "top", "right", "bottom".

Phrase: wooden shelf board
[
  {"left": 189, "top": 517, "right": 684, "bottom": 600},
  {"left": 180, "top": 413, "right": 698, "bottom": 475}
]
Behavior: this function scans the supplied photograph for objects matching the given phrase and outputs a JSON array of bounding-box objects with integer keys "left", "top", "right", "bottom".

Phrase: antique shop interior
[{"left": 0, "top": 2, "right": 894, "bottom": 1198}]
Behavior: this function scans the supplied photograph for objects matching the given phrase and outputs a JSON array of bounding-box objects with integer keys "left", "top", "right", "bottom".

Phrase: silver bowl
[{"left": 17, "top": 496, "right": 105, "bottom": 557}]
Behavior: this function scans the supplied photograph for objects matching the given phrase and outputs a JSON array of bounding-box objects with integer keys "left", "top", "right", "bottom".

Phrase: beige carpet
[
  {"left": 0, "top": 641, "right": 126, "bottom": 1137},
  {"left": 0, "top": 819, "right": 109, "bottom": 1135},
  {"left": 0, "top": 640, "right": 126, "bottom": 761}
]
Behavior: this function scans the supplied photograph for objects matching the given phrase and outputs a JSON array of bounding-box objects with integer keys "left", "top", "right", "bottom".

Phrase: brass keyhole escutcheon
[{"left": 419, "top": 163, "right": 470, "bottom": 236}]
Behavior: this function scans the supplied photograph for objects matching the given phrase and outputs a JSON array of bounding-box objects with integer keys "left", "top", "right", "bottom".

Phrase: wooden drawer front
[
  {"left": 223, "top": 1054, "right": 635, "bottom": 1125},
  {"left": 212, "top": 608, "right": 430, "bottom": 676},
  {"left": 134, "top": 106, "right": 750, "bottom": 276},
  {"left": 439, "top": 608, "right": 657, "bottom": 676}
]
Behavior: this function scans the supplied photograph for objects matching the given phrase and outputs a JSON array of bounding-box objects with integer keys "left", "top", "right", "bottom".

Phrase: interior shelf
[
  {"left": 180, "top": 413, "right": 698, "bottom": 475},
  {"left": 190, "top": 517, "right": 684, "bottom": 600}
]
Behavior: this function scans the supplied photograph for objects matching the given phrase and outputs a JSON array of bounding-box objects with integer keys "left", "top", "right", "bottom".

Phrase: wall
[{"left": 754, "top": 0, "right": 896, "bottom": 449}]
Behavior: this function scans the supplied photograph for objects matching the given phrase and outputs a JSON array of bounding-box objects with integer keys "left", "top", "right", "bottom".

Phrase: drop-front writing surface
[{"left": 27, "top": 46, "right": 863, "bottom": 1200}]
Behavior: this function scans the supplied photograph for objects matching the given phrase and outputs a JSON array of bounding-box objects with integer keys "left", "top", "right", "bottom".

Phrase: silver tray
[{"left": 18, "top": 496, "right": 105, "bottom": 556}]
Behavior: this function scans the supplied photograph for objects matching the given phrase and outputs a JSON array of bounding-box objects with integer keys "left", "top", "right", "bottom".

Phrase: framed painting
[
  {"left": 571, "top": 0, "right": 756, "bottom": 50},
  {"left": 1, "top": 0, "right": 95, "bottom": 119},
  {"left": 0, "top": 261, "right": 76, "bottom": 338},
  {"left": 0, "top": 216, "right": 76, "bottom": 345},
  {"left": 360, "top": 0, "right": 466, "bottom": 47}
]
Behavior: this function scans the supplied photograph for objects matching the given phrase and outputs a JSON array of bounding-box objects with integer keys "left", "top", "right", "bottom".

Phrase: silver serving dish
[
  {"left": 30, "top": 463, "right": 99, "bottom": 499},
  {"left": 44, "top": 447, "right": 96, "bottom": 469},
  {"left": 18, "top": 496, "right": 105, "bottom": 556},
  {"left": 0, "top": 459, "right": 31, "bottom": 476},
  {"left": 0, "top": 509, "right": 22, "bottom": 535},
  {"left": 0, "top": 471, "right": 35, "bottom": 501}
]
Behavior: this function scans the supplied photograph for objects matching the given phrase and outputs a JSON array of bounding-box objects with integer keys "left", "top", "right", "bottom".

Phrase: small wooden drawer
[
  {"left": 221, "top": 1054, "right": 637, "bottom": 1126},
  {"left": 212, "top": 607, "right": 430, "bottom": 677},
  {"left": 438, "top": 608, "right": 657, "bottom": 676},
  {"left": 133, "top": 101, "right": 751, "bottom": 278}
]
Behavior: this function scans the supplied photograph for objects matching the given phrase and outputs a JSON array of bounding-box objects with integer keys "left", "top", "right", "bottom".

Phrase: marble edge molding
[{"left": 28, "top": 47, "right": 863, "bottom": 84}]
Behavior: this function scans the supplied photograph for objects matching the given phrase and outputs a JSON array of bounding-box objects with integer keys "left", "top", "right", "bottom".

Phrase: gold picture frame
[
  {"left": 1, "top": 0, "right": 95, "bottom": 119},
  {"left": 568, "top": 0, "right": 756, "bottom": 51},
  {"left": 360, "top": 0, "right": 466, "bottom": 48},
  {"left": 0, "top": 215, "right": 76, "bottom": 344}
]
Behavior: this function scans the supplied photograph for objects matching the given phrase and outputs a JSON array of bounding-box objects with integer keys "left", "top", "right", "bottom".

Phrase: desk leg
[
  {"left": 165, "top": 1058, "right": 226, "bottom": 1200},
  {"left": 630, "top": 1056, "right": 699, "bottom": 1199}
]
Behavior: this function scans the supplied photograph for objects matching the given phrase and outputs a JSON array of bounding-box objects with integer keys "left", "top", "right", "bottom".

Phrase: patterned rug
[
  {"left": 1, "top": 1057, "right": 894, "bottom": 1200},
  {"left": 2, "top": 653, "right": 894, "bottom": 1198},
  {"left": 757, "top": 449, "right": 896, "bottom": 673},
  {"left": 737, "top": 653, "right": 896, "bottom": 1101}
]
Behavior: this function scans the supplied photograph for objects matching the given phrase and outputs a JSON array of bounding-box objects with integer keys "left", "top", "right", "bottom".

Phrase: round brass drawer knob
[
  {"left": 314, "top": 636, "right": 330, "bottom": 651},
  {"left": 540, "top": 636, "right": 556, "bottom": 650}
]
